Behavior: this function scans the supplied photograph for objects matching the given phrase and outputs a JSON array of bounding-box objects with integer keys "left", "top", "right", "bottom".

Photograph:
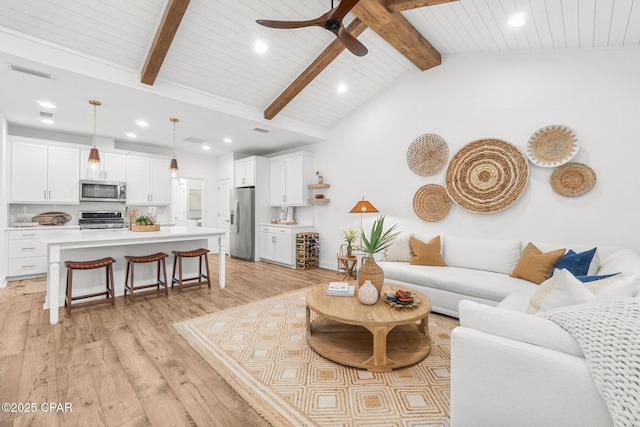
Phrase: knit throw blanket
[{"left": 540, "top": 298, "right": 640, "bottom": 427}]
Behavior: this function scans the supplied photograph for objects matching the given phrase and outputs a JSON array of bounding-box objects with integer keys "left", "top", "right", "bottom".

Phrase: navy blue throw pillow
[
  {"left": 575, "top": 273, "right": 620, "bottom": 283},
  {"left": 552, "top": 247, "right": 597, "bottom": 277}
]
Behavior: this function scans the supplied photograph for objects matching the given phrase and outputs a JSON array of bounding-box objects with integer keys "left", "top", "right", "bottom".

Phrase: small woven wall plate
[
  {"left": 406, "top": 133, "right": 449, "bottom": 176},
  {"left": 413, "top": 184, "right": 451, "bottom": 222},
  {"left": 445, "top": 138, "right": 529, "bottom": 214},
  {"left": 550, "top": 162, "right": 596, "bottom": 197},
  {"left": 527, "top": 125, "right": 579, "bottom": 167}
]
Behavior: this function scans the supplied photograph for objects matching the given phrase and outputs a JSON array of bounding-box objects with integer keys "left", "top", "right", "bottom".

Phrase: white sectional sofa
[
  {"left": 377, "top": 234, "right": 640, "bottom": 427},
  {"left": 378, "top": 235, "right": 630, "bottom": 317}
]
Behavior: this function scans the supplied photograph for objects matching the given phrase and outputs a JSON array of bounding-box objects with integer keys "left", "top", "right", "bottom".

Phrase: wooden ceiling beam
[
  {"left": 385, "top": 0, "right": 459, "bottom": 13},
  {"left": 352, "top": 0, "right": 441, "bottom": 71},
  {"left": 264, "top": 18, "right": 368, "bottom": 120},
  {"left": 141, "top": 0, "right": 190, "bottom": 85}
]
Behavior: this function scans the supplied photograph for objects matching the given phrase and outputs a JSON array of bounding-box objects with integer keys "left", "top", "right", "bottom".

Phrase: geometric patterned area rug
[{"left": 174, "top": 288, "right": 459, "bottom": 427}]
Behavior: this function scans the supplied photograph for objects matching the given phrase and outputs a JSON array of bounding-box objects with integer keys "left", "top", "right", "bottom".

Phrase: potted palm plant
[
  {"left": 341, "top": 228, "right": 358, "bottom": 256},
  {"left": 358, "top": 215, "right": 399, "bottom": 294}
]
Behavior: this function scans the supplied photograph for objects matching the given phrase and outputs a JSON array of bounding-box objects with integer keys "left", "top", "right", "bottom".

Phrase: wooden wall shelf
[
  {"left": 309, "top": 198, "right": 330, "bottom": 204},
  {"left": 309, "top": 183, "right": 330, "bottom": 189}
]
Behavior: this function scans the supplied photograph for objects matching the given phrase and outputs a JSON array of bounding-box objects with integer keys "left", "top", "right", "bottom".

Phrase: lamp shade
[
  {"left": 349, "top": 199, "right": 379, "bottom": 213},
  {"left": 88, "top": 147, "right": 101, "bottom": 163}
]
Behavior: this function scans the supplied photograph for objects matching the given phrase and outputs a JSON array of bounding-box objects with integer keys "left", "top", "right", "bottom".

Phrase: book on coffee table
[{"left": 326, "top": 282, "right": 355, "bottom": 296}]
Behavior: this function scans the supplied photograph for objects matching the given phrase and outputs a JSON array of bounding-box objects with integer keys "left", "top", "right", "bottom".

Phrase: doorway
[{"left": 171, "top": 178, "right": 204, "bottom": 226}]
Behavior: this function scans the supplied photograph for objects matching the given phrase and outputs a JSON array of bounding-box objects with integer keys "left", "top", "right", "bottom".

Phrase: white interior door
[
  {"left": 171, "top": 179, "right": 187, "bottom": 226},
  {"left": 217, "top": 178, "right": 231, "bottom": 230}
]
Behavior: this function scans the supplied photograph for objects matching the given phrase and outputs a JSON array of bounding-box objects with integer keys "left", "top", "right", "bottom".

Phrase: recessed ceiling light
[
  {"left": 37, "top": 100, "right": 56, "bottom": 109},
  {"left": 202, "top": 145, "right": 211, "bottom": 150},
  {"left": 508, "top": 13, "right": 526, "bottom": 27},
  {"left": 254, "top": 40, "right": 268, "bottom": 54},
  {"left": 337, "top": 83, "right": 348, "bottom": 94},
  {"left": 126, "top": 132, "right": 137, "bottom": 138},
  {"left": 135, "top": 120, "right": 148, "bottom": 127},
  {"left": 223, "top": 137, "right": 232, "bottom": 143},
  {"left": 40, "top": 118, "right": 54, "bottom": 124}
]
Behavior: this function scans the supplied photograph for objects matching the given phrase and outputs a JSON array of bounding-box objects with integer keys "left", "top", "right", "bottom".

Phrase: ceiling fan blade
[
  {"left": 337, "top": 27, "right": 368, "bottom": 56},
  {"left": 329, "top": 0, "right": 361, "bottom": 22},
  {"left": 256, "top": 17, "right": 324, "bottom": 30}
]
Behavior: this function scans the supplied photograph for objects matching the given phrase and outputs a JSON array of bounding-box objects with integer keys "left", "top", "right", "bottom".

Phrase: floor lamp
[{"left": 349, "top": 196, "right": 379, "bottom": 248}]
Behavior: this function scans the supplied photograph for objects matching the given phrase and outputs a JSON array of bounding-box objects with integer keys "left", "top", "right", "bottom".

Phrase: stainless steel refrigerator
[{"left": 230, "top": 187, "right": 255, "bottom": 261}]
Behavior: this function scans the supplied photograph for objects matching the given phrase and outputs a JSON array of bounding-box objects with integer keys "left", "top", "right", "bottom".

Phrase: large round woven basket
[
  {"left": 550, "top": 162, "right": 596, "bottom": 197},
  {"left": 413, "top": 184, "right": 450, "bottom": 222},
  {"left": 445, "top": 138, "right": 529, "bottom": 214},
  {"left": 406, "top": 133, "right": 449, "bottom": 176},
  {"left": 527, "top": 125, "right": 579, "bottom": 167}
]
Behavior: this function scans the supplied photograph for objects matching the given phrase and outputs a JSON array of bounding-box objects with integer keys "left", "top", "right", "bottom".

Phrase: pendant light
[
  {"left": 169, "top": 118, "right": 179, "bottom": 178},
  {"left": 86, "top": 100, "right": 102, "bottom": 180}
]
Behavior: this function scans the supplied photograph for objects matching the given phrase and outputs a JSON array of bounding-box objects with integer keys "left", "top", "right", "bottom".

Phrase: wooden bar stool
[
  {"left": 64, "top": 257, "right": 116, "bottom": 316},
  {"left": 124, "top": 252, "right": 169, "bottom": 303},
  {"left": 171, "top": 248, "right": 211, "bottom": 292}
]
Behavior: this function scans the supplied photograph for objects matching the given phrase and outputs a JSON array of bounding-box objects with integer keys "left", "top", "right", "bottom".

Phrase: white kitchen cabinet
[
  {"left": 10, "top": 140, "right": 79, "bottom": 203},
  {"left": 80, "top": 150, "right": 127, "bottom": 182},
  {"left": 269, "top": 152, "right": 313, "bottom": 206},
  {"left": 7, "top": 229, "right": 49, "bottom": 278},
  {"left": 126, "top": 155, "right": 172, "bottom": 205},
  {"left": 259, "top": 224, "right": 315, "bottom": 268},
  {"left": 234, "top": 157, "right": 256, "bottom": 187}
]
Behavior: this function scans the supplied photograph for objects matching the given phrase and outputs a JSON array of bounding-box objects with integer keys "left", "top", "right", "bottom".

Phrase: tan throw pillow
[
  {"left": 510, "top": 242, "right": 565, "bottom": 284},
  {"left": 410, "top": 236, "right": 446, "bottom": 266}
]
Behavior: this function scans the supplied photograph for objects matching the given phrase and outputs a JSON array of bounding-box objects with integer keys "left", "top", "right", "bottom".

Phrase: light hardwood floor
[{"left": 0, "top": 255, "right": 338, "bottom": 427}]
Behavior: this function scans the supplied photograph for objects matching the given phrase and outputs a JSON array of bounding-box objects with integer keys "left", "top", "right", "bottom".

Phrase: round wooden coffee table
[{"left": 306, "top": 283, "right": 432, "bottom": 372}]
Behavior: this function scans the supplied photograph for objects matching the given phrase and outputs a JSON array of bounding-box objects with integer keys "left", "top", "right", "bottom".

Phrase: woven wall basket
[
  {"left": 413, "top": 184, "right": 451, "bottom": 222},
  {"left": 527, "top": 125, "right": 579, "bottom": 167},
  {"left": 550, "top": 162, "right": 596, "bottom": 197},
  {"left": 406, "top": 133, "right": 449, "bottom": 176},
  {"left": 445, "top": 138, "right": 529, "bottom": 214}
]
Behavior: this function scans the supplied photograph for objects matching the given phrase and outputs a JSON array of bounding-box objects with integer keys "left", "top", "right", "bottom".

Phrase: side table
[{"left": 337, "top": 255, "right": 358, "bottom": 280}]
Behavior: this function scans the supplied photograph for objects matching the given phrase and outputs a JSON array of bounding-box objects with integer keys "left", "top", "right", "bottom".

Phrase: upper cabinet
[
  {"left": 234, "top": 157, "right": 256, "bottom": 187},
  {"left": 269, "top": 152, "right": 313, "bottom": 206},
  {"left": 126, "top": 155, "right": 172, "bottom": 205},
  {"left": 80, "top": 150, "right": 127, "bottom": 182},
  {"left": 10, "top": 139, "right": 79, "bottom": 204}
]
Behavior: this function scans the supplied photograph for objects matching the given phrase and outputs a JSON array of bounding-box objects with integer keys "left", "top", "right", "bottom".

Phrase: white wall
[
  {"left": 311, "top": 48, "right": 640, "bottom": 268},
  {"left": 0, "top": 115, "right": 7, "bottom": 285}
]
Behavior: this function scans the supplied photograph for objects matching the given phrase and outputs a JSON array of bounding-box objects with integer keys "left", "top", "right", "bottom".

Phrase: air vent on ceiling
[
  {"left": 184, "top": 136, "right": 207, "bottom": 144},
  {"left": 39, "top": 111, "right": 54, "bottom": 118},
  {"left": 10, "top": 64, "right": 52, "bottom": 79},
  {"left": 253, "top": 127, "right": 270, "bottom": 133}
]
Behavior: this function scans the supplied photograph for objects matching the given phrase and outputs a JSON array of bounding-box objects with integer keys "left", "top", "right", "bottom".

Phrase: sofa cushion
[
  {"left": 510, "top": 243, "right": 565, "bottom": 284},
  {"left": 458, "top": 300, "right": 583, "bottom": 357},
  {"left": 380, "top": 261, "right": 537, "bottom": 302},
  {"left": 552, "top": 248, "right": 597, "bottom": 277},
  {"left": 598, "top": 248, "right": 640, "bottom": 277},
  {"left": 381, "top": 234, "right": 414, "bottom": 262},
  {"left": 443, "top": 236, "right": 521, "bottom": 275},
  {"left": 409, "top": 236, "right": 446, "bottom": 266}
]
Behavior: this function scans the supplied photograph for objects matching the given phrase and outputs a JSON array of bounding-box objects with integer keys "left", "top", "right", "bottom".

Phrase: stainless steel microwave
[{"left": 80, "top": 180, "right": 126, "bottom": 202}]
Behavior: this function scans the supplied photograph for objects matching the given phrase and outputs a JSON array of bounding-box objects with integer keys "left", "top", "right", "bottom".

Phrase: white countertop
[
  {"left": 260, "top": 223, "right": 315, "bottom": 228},
  {"left": 6, "top": 225, "right": 80, "bottom": 231},
  {"left": 40, "top": 226, "right": 227, "bottom": 245}
]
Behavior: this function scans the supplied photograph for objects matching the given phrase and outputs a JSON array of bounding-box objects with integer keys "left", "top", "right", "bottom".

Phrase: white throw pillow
[
  {"left": 587, "top": 249, "right": 600, "bottom": 276},
  {"left": 595, "top": 275, "right": 638, "bottom": 298},
  {"left": 381, "top": 234, "right": 414, "bottom": 262},
  {"left": 443, "top": 236, "right": 521, "bottom": 275},
  {"left": 597, "top": 248, "right": 640, "bottom": 276}
]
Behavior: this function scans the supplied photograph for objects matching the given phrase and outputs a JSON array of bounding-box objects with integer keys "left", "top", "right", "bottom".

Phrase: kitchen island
[{"left": 41, "top": 226, "right": 227, "bottom": 324}]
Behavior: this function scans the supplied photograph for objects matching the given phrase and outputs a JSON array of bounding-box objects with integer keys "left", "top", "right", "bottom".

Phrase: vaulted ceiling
[{"left": 0, "top": 0, "right": 638, "bottom": 156}]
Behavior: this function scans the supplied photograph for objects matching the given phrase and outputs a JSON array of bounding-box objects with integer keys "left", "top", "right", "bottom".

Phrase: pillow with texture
[
  {"left": 528, "top": 269, "right": 638, "bottom": 314},
  {"left": 552, "top": 247, "right": 597, "bottom": 277},
  {"left": 409, "top": 236, "right": 446, "bottom": 266},
  {"left": 527, "top": 269, "right": 595, "bottom": 314},
  {"left": 510, "top": 243, "right": 565, "bottom": 284},
  {"left": 381, "top": 234, "right": 414, "bottom": 262}
]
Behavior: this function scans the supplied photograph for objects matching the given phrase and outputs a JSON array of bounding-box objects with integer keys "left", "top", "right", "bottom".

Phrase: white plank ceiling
[{"left": 0, "top": 0, "right": 638, "bottom": 155}]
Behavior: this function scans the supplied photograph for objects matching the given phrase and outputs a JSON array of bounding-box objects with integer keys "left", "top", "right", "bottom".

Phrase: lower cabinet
[
  {"left": 7, "top": 230, "right": 48, "bottom": 278},
  {"left": 259, "top": 225, "right": 314, "bottom": 268}
]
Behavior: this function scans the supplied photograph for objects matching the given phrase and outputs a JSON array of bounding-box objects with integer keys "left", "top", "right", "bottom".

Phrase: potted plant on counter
[
  {"left": 359, "top": 216, "right": 399, "bottom": 294},
  {"left": 341, "top": 228, "right": 358, "bottom": 256}
]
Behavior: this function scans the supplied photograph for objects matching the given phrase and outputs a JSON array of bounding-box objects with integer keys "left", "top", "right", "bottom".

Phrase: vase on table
[
  {"left": 357, "top": 256, "right": 384, "bottom": 295},
  {"left": 358, "top": 280, "right": 378, "bottom": 305}
]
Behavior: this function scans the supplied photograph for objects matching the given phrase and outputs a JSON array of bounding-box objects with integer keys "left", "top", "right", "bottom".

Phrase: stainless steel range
[{"left": 79, "top": 211, "right": 126, "bottom": 230}]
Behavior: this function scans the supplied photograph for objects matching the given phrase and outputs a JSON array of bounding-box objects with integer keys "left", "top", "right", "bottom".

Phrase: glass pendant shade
[
  {"left": 170, "top": 157, "right": 179, "bottom": 178},
  {"left": 169, "top": 118, "right": 179, "bottom": 178},
  {"left": 86, "top": 100, "right": 102, "bottom": 180}
]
